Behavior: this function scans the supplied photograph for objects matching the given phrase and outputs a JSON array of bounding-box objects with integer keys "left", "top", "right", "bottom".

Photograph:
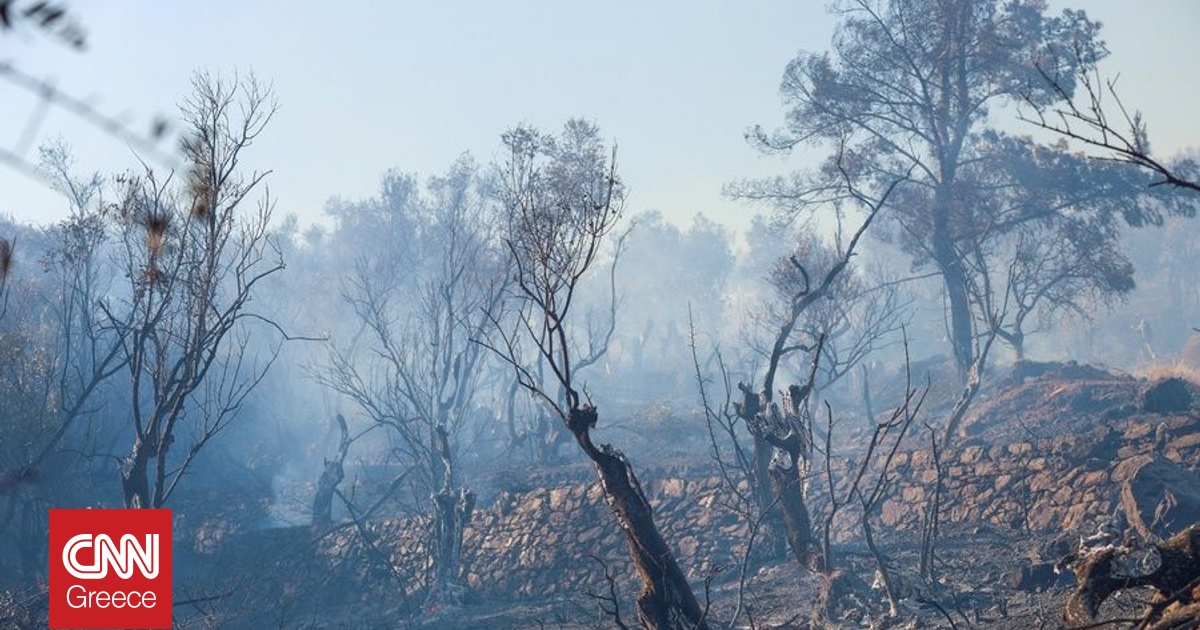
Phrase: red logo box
[{"left": 49, "top": 509, "right": 172, "bottom": 629}]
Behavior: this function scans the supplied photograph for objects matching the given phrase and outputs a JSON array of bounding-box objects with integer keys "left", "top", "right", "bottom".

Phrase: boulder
[
  {"left": 1119, "top": 457, "right": 1200, "bottom": 540},
  {"left": 1143, "top": 378, "right": 1192, "bottom": 414}
]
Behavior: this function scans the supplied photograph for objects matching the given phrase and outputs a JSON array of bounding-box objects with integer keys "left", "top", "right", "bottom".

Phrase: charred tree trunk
[
  {"left": 311, "top": 461, "right": 343, "bottom": 526},
  {"left": 738, "top": 334, "right": 826, "bottom": 574},
  {"left": 1067, "top": 524, "right": 1200, "bottom": 628},
  {"left": 568, "top": 406, "right": 709, "bottom": 630},
  {"left": 752, "top": 435, "right": 774, "bottom": 514},
  {"left": 120, "top": 437, "right": 155, "bottom": 509},
  {"left": 312, "top": 414, "right": 350, "bottom": 526},
  {"left": 505, "top": 377, "right": 521, "bottom": 444},
  {"left": 932, "top": 203, "right": 974, "bottom": 384},
  {"left": 753, "top": 432, "right": 788, "bottom": 558},
  {"left": 743, "top": 379, "right": 823, "bottom": 574},
  {"left": 429, "top": 487, "right": 475, "bottom": 606},
  {"left": 1001, "top": 328, "right": 1026, "bottom": 363},
  {"left": 769, "top": 455, "right": 818, "bottom": 570},
  {"left": 736, "top": 384, "right": 787, "bottom": 558},
  {"left": 940, "top": 347, "right": 989, "bottom": 447},
  {"left": 426, "top": 425, "right": 475, "bottom": 609}
]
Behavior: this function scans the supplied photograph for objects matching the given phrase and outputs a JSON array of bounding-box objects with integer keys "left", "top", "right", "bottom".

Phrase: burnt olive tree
[
  {"left": 316, "top": 156, "right": 508, "bottom": 608},
  {"left": 102, "top": 73, "right": 285, "bottom": 509},
  {"left": 734, "top": 172, "right": 901, "bottom": 572},
  {"left": 486, "top": 119, "right": 709, "bottom": 629}
]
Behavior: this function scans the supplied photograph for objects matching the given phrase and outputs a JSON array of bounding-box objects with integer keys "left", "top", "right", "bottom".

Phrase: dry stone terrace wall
[
  {"left": 451, "top": 411, "right": 1200, "bottom": 600},
  {"left": 463, "top": 476, "right": 746, "bottom": 599},
  {"left": 201, "top": 404, "right": 1200, "bottom": 607},
  {"left": 878, "top": 413, "right": 1200, "bottom": 534}
]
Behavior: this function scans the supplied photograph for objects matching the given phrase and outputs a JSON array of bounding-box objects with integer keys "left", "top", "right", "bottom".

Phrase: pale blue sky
[{"left": 1, "top": 1, "right": 1197, "bottom": 230}]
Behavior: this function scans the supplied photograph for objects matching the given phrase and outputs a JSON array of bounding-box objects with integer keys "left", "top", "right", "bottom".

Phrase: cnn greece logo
[
  {"left": 49, "top": 509, "right": 172, "bottom": 629},
  {"left": 63, "top": 533, "right": 160, "bottom": 579}
]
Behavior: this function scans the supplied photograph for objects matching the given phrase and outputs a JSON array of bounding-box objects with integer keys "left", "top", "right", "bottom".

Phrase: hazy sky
[{"left": 2, "top": 1, "right": 1198, "bottom": 230}]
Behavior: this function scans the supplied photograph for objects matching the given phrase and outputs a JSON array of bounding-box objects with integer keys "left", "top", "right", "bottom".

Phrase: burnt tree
[
  {"left": 317, "top": 156, "right": 505, "bottom": 609},
  {"left": 311, "top": 414, "right": 350, "bottom": 526},
  {"left": 102, "top": 73, "right": 285, "bottom": 509},
  {"left": 1067, "top": 524, "right": 1200, "bottom": 629},
  {"left": 488, "top": 120, "right": 709, "bottom": 629},
  {"left": 731, "top": 0, "right": 1177, "bottom": 383},
  {"left": 734, "top": 172, "right": 901, "bottom": 571}
]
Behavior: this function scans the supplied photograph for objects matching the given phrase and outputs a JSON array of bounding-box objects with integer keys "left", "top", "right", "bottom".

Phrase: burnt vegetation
[{"left": 2, "top": 1, "right": 1200, "bottom": 628}]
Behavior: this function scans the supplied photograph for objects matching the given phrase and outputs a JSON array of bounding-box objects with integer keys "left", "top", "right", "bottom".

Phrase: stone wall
[
  {"left": 452, "top": 411, "right": 1200, "bottom": 600},
  {"left": 463, "top": 476, "right": 746, "bottom": 598},
  {"left": 205, "top": 408, "right": 1200, "bottom": 608},
  {"left": 877, "top": 413, "right": 1200, "bottom": 533}
]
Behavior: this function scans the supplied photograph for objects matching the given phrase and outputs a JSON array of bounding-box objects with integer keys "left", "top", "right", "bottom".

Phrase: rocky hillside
[{"left": 156, "top": 364, "right": 1200, "bottom": 628}]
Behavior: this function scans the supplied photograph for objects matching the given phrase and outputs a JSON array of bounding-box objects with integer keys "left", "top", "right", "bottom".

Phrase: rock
[
  {"left": 1112, "top": 454, "right": 1154, "bottom": 483},
  {"left": 659, "top": 477, "right": 685, "bottom": 498},
  {"left": 1009, "top": 442, "right": 1033, "bottom": 456},
  {"left": 1119, "top": 456, "right": 1200, "bottom": 540},
  {"left": 1078, "top": 470, "right": 1107, "bottom": 487},
  {"left": 1063, "top": 503, "right": 1089, "bottom": 530},
  {"left": 1028, "top": 507, "right": 1059, "bottom": 531},
  {"left": 1084, "top": 426, "right": 1121, "bottom": 470},
  {"left": 578, "top": 526, "right": 602, "bottom": 544},
  {"left": 548, "top": 487, "right": 570, "bottom": 510},
  {"left": 1124, "top": 422, "right": 1155, "bottom": 440},
  {"left": 1009, "top": 359, "right": 1064, "bottom": 383},
  {"left": 1029, "top": 472, "right": 1056, "bottom": 493},
  {"left": 1170, "top": 432, "right": 1200, "bottom": 451},
  {"left": 1052, "top": 484, "right": 1076, "bottom": 506},
  {"left": 994, "top": 474, "right": 1012, "bottom": 491},
  {"left": 676, "top": 535, "right": 699, "bottom": 559},
  {"left": 881, "top": 498, "right": 905, "bottom": 526},
  {"left": 1143, "top": 378, "right": 1193, "bottom": 414},
  {"left": 1006, "top": 561, "right": 1072, "bottom": 592}
]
